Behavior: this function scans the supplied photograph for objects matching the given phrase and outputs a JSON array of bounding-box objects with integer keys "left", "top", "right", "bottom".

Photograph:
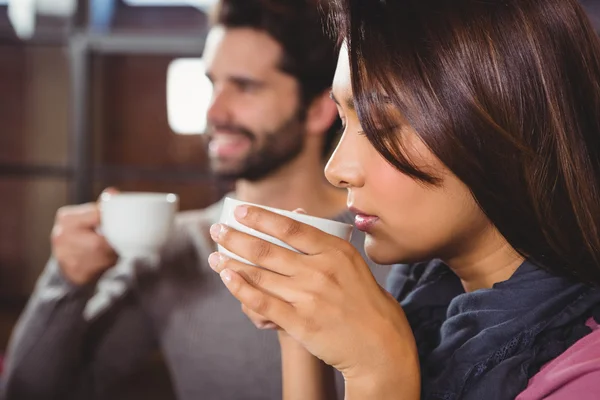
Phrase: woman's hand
[
  {"left": 241, "top": 304, "right": 279, "bottom": 330},
  {"left": 238, "top": 208, "right": 306, "bottom": 332},
  {"left": 208, "top": 205, "right": 420, "bottom": 394}
]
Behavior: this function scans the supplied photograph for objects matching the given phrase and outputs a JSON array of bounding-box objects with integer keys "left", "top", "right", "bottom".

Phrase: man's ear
[{"left": 304, "top": 90, "right": 339, "bottom": 138}]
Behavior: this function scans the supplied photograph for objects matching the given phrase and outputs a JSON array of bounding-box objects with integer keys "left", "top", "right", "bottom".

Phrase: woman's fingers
[
  {"left": 210, "top": 224, "right": 304, "bottom": 276},
  {"left": 208, "top": 252, "right": 304, "bottom": 302},
  {"left": 241, "top": 304, "right": 279, "bottom": 330},
  {"left": 229, "top": 205, "right": 342, "bottom": 255},
  {"left": 219, "top": 268, "right": 296, "bottom": 331}
]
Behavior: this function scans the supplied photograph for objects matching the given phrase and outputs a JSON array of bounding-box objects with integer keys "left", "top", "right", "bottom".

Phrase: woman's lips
[
  {"left": 354, "top": 214, "right": 380, "bottom": 232},
  {"left": 349, "top": 207, "right": 380, "bottom": 233}
]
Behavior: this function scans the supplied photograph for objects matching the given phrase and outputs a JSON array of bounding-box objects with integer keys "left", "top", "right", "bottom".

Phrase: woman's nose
[{"left": 325, "top": 130, "right": 365, "bottom": 189}]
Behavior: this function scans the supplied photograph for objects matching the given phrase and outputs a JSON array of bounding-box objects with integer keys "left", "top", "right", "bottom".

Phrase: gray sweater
[{"left": 2, "top": 198, "right": 391, "bottom": 400}]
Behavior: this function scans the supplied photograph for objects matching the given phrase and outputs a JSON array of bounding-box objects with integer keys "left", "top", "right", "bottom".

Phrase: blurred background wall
[{"left": 0, "top": 0, "right": 227, "bottom": 357}]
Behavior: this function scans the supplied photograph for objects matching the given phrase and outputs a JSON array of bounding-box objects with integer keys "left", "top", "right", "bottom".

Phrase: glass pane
[
  {"left": 167, "top": 58, "right": 212, "bottom": 135},
  {"left": 0, "top": 45, "right": 69, "bottom": 166},
  {"left": 0, "top": 3, "right": 73, "bottom": 42},
  {"left": 91, "top": 54, "right": 210, "bottom": 170},
  {"left": 0, "top": 177, "right": 69, "bottom": 297}
]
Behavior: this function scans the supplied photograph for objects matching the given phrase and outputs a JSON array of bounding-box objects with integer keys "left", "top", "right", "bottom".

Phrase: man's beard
[{"left": 207, "top": 110, "right": 306, "bottom": 182}]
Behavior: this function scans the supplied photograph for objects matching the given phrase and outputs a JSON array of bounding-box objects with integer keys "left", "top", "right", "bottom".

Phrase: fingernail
[
  {"left": 208, "top": 252, "right": 221, "bottom": 269},
  {"left": 220, "top": 269, "right": 232, "bottom": 283},
  {"left": 234, "top": 205, "right": 248, "bottom": 219},
  {"left": 210, "top": 224, "right": 223, "bottom": 240}
]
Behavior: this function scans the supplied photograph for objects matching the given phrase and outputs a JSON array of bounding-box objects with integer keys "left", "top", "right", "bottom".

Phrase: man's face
[{"left": 203, "top": 26, "right": 306, "bottom": 181}]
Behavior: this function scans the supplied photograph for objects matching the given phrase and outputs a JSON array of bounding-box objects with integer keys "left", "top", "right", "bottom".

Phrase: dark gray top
[{"left": 2, "top": 197, "right": 391, "bottom": 400}]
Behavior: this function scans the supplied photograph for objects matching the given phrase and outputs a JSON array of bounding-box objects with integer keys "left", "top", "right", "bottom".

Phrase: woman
[{"left": 207, "top": 0, "right": 600, "bottom": 398}]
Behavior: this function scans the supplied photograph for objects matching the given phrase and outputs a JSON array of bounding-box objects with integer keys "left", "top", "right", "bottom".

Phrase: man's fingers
[
  {"left": 98, "top": 187, "right": 120, "bottom": 203},
  {"left": 53, "top": 231, "right": 117, "bottom": 268},
  {"left": 102, "top": 187, "right": 120, "bottom": 195},
  {"left": 53, "top": 229, "right": 112, "bottom": 253},
  {"left": 55, "top": 204, "right": 101, "bottom": 230}
]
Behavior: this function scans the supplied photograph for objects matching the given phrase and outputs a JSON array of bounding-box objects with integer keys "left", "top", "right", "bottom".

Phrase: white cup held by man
[
  {"left": 218, "top": 197, "right": 353, "bottom": 265},
  {"left": 100, "top": 192, "right": 179, "bottom": 258}
]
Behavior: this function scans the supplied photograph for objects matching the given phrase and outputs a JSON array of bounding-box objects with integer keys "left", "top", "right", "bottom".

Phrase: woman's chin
[
  {"left": 364, "top": 235, "right": 404, "bottom": 265},
  {"left": 364, "top": 234, "right": 428, "bottom": 265}
]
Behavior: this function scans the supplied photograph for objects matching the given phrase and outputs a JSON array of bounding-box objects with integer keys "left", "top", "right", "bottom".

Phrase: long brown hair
[{"left": 329, "top": 0, "right": 600, "bottom": 284}]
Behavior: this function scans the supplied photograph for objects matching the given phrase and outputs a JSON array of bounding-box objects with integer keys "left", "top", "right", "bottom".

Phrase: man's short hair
[{"left": 212, "top": 0, "right": 341, "bottom": 158}]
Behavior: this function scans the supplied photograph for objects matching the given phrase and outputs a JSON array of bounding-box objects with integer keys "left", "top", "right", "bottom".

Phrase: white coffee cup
[
  {"left": 218, "top": 197, "right": 353, "bottom": 265},
  {"left": 100, "top": 192, "right": 179, "bottom": 258}
]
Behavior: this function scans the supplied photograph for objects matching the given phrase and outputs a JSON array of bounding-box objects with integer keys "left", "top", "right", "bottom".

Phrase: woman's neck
[{"left": 445, "top": 226, "right": 525, "bottom": 292}]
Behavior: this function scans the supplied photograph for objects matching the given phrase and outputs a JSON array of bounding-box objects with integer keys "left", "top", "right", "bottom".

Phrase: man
[{"left": 1, "top": 1, "right": 390, "bottom": 399}]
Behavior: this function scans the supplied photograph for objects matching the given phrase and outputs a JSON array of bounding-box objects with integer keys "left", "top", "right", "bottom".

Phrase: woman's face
[{"left": 325, "top": 44, "right": 492, "bottom": 266}]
